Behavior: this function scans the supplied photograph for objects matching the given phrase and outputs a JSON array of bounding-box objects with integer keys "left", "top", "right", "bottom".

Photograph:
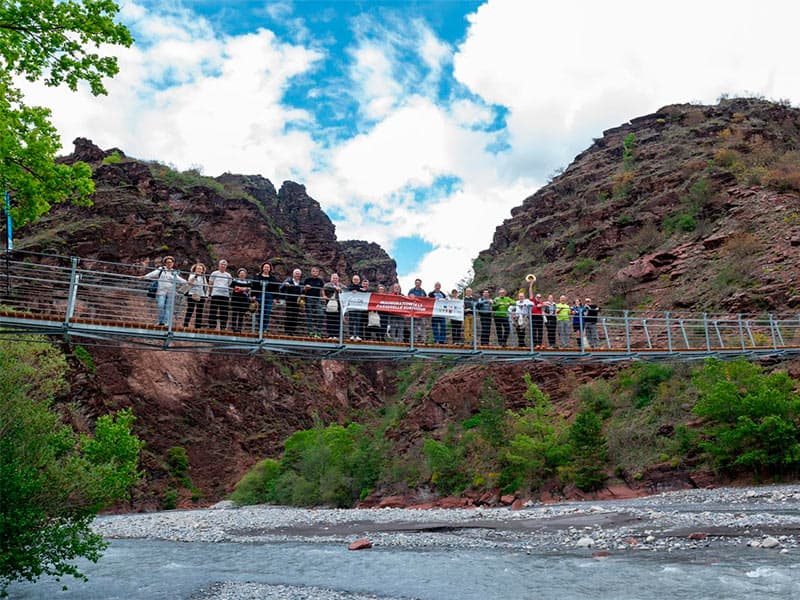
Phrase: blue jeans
[
  {"left": 156, "top": 294, "right": 169, "bottom": 325},
  {"left": 431, "top": 317, "right": 446, "bottom": 343},
  {"left": 258, "top": 293, "right": 274, "bottom": 332}
]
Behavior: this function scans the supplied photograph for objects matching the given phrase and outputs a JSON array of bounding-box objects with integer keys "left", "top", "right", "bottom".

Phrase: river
[{"left": 9, "top": 484, "right": 800, "bottom": 599}]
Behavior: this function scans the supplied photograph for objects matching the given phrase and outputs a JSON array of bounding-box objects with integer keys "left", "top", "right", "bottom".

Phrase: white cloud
[
  {"left": 455, "top": 0, "right": 800, "bottom": 177},
  {"left": 19, "top": 0, "right": 800, "bottom": 297}
]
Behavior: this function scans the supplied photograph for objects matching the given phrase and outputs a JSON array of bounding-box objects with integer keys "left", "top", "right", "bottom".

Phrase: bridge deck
[{"left": 2, "top": 251, "right": 799, "bottom": 363}]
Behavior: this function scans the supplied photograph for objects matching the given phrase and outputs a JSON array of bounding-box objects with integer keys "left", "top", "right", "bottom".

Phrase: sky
[{"left": 20, "top": 0, "right": 800, "bottom": 291}]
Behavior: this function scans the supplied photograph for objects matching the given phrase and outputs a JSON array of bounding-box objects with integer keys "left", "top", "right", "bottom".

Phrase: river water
[{"left": 10, "top": 537, "right": 800, "bottom": 599}]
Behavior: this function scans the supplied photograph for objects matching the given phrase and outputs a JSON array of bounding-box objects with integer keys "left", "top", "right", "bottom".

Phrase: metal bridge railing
[{"left": 2, "top": 251, "right": 800, "bottom": 361}]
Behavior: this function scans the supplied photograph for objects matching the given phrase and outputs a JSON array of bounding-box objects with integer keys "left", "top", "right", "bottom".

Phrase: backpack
[{"left": 146, "top": 268, "right": 163, "bottom": 299}]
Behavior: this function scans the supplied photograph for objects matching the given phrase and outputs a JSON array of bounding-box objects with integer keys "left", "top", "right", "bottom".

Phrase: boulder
[{"left": 348, "top": 538, "right": 373, "bottom": 551}]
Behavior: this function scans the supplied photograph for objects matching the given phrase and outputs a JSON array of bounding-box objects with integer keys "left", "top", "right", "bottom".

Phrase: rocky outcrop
[
  {"left": 338, "top": 240, "right": 398, "bottom": 287},
  {"left": 18, "top": 138, "right": 398, "bottom": 508},
  {"left": 473, "top": 98, "right": 800, "bottom": 315}
]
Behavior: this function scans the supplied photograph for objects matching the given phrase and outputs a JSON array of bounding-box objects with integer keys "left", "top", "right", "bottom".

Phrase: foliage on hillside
[{"left": 232, "top": 357, "right": 800, "bottom": 507}]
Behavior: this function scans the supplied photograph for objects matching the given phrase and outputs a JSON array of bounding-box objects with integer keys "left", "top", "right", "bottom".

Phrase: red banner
[{"left": 340, "top": 292, "right": 463, "bottom": 320}]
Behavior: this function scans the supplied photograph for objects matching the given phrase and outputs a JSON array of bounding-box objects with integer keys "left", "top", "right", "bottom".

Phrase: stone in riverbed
[
  {"left": 576, "top": 536, "right": 595, "bottom": 548},
  {"left": 761, "top": 536, "right": 781, "bottom": 549},
  {"left": 348, "top": 538, "right": 373, "bottom": 551}
]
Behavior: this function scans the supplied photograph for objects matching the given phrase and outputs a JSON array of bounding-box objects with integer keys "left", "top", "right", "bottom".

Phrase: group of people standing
[
  {"left": 464, "top": 281, "right": 601, "bottom": 349},
  {"left": 143, "top": 256, "right": 602, "bottom": 348}
]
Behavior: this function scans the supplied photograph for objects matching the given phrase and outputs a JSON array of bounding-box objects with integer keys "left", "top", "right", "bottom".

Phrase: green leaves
[
  {"left": 693, "top": 359, "right": 800, "bottom": 475},
  {"left": 0, "top": 338, "right": 143, "bottom": 592},
  {"left": 0, "top": 0, "right": 132, "bottom": 225},
  {"left": 0, "top": 0, "right": 133, "bottom": 95},
  {"left": 233, "top": 421, "right": 385, "bottom": 508}
]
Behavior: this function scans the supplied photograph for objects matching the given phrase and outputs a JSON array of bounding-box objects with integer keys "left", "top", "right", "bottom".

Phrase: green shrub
[
  {"left": 567, "top": 409, "right": 608, "bottom": 491},
  {"left": 230, "top": 459, "right": 280, "bottom": 505},
  {"left": 101, "top": 151, "right": 123, "bottom": 165},
  {"left": 498, "top": 376, "right": 571, "bottom": 493},
  {"left": 692, "top": 359, "right": 800, "bottom": 475},
  {"left": 572, "top": 257, "right": 597, "bottom": 277},
  {"left": 423, "top": 438, "right": 469, "bottom": 496},
  {"left": 576, "top": 382, "right": 613, "bottom": 419},
  {"left": 161, "top": 488, "right": 178, "bottom": 510},
  {"left": 618, "top": 363, "right": 674, "bottom": 408},
  {"left": 73, "top": 345, "right": 95, "bottom": 373},
  {"left": 622, "top": 133, "right": 636, "bottom": 170},
  {"left": 663, "top": 212, "right": 697, "bottom": 233},
  {"left": 278, "top": 422, "right": 384, "bottom": 507},
  {"left": 165, "top": 446, "right": 189, "bottom": 478}
]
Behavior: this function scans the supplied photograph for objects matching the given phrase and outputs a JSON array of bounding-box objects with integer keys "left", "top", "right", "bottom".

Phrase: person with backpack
[{"left": 143, "top": 255, "right": 186, "bottom": 326}]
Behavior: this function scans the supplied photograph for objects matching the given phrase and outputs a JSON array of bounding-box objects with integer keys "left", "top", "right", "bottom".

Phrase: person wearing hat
[{"left": 143, "top": 255, "right": 187, "bottom": 326}]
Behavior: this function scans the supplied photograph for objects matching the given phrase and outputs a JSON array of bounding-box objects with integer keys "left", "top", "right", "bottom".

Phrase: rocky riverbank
[{"left": 95, "top": 484, "right": 800, "bottom": 555}]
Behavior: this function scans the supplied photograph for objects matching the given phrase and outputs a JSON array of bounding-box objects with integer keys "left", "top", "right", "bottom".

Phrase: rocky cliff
[
  {"left": 15, "top": 98, "right": 800, "bottom": 507},
  {"left": 19, "top": 139, "right": 399, "bottom": 508},
  {"left": 472, "top": 98, "right": 800, "bottom": 314}
]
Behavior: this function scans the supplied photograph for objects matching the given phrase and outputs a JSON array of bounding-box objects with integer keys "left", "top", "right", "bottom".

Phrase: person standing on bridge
[
  {"left": 252, "top": 261, "right": 278, "bottom": 333},
  {"left": 280, "top": 268, "right": 304, "bottom": 336},
  {"left": 475, "top": 289, "right": 493, "bottom": 346},
  {"left": 462, "top": 287, "right": 476, "bottom": 346},
  {"left": 323, "top": 272, "right": 343, "bottom": 339},
  {"left": 183, "top": 262, "right": 208, "bottom": 329},
  {"left": 229, "top": 268, "right": 252, "bottom": 333},
  {"left": 303, "top": 267, "right": 325, "bottom": 338},
  {"left": 492, "top": 288, "right": 514, "bottom": 347},
  {"left": 449, "top": 289, "right": 463, "bottom": 344},
  {"left": 571, "top": 298, "right": 585, "bottom": 348},
  {"left": 556, "top": 295, "right": 572, "bottom": 348},
  {"left": 143, "top": 255, "right": 186, "bottom": 326},
  {"left": 208, "top": 259, "right": 232, "bottom": 331},
  {"left": 428, "top": 282, "right": 447, "bottom": 344},
  {"left": 407, "top": 278, "right": 427, "bottom": 344},
  {"left": 584, "top": 298, "right": 601, "bottom": 348}
]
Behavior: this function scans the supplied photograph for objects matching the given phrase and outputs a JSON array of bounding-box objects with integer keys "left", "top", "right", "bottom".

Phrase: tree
[
  {"left": 692, "top": 358, "right": 800, "bottom": 476},
  {"left": 0, "top": 0, "right": 133, "bottom": 225},
  {"left": 0, "top": 338, "right": 143, "bottom": 594}
]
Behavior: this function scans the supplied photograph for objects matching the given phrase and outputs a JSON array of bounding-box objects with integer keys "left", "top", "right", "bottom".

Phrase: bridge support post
[
  {"left": 65, "top": 256, "right": 79, "bottom": 325},
  {"left": 703, "top": 313, "right": 711, "bottom": 351},
  {"left": 738, "top": 315, "right": 746, "bottom": 350},
  {"left": 713, "top": 320, "right": 724, "bottom": 348},
  {"left": 167, "top": 271, "right": 177, "bottom": 334},
  {"left": 769, "top": 313, "right": 779, "bottom": 349},
  {"left": 257, "top": 287, "right": 265, "bottom": 341},
  {"left": 679, "top": 319, "right": 689, "bottom": 349},
  {"left": 473, "top": 308, "right": 478, "bottom": 352},
  {"left": 624, "top": 311, "right": 631, "bottom": 353},
  {"left": 642, "top": 318, "right": 651, "bottom": 349},
  {"left": 409, "top": 317, "right": 415, "bottom": 351},
  {"left": 666, "top": 311, "right": 673, "bottom": 352}
]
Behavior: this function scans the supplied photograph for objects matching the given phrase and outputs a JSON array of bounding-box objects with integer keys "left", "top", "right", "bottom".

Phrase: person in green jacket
[
  {"left": 556, "top": 294, "right": 572, "bottom": 348},
  {"left": 492, "top": 288, "right": 515, "bottom": 347}
]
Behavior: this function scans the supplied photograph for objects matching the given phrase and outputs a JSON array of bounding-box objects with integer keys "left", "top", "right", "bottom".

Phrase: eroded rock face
[
  {"left": 473, "top": 98, "right": 800, "bottom": 316},
  {"left": 19, "top": 139, "right": 399, "bottom": 508},
  {"left": 338, "top": 240, "right": 398, "bottom": 287}
]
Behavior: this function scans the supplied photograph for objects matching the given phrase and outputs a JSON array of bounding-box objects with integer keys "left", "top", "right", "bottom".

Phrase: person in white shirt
[
  {"left": 509, "top": 291, "right": 533, "bottom": 348},
  {"left": 207, "top": 259, "right": 233, "bottom": 330},
  {"left": 143, "top": 255, "right": 187, "bottom": 326}
]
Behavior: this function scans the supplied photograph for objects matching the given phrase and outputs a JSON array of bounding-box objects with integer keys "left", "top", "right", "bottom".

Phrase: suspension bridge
[{"left": 1, "top": 251, "right": 800, "bottom": 363}]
